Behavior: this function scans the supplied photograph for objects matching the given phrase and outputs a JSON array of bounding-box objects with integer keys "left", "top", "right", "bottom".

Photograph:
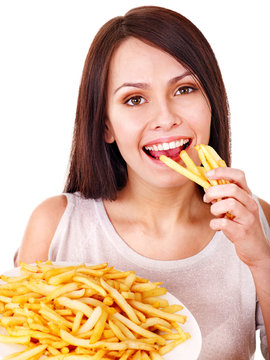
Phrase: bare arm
[
  {"left": 15, "top": 195, "right": 67, "bottom": 265},
  {"left": 259, "top": 198, "right": 270, "bottom": 224},
  {"left": 253, "top": 198, "right": 270, "bottom": 356},
  {"left": 204, "top": 168, "right": 270, "bottom": 354}
]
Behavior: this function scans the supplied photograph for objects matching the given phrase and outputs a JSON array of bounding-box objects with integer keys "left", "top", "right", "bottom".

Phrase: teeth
[
  {"left": 145, "top": 139, "right": 189, "bottom": 151},
  {"left": 163, "top": 143, "right": 170, "bottom": 150}
]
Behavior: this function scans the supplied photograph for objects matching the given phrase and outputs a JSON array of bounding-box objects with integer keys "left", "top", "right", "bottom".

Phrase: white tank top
[{"left": 48, "top": 192, "right": 269, "bottom": 359}]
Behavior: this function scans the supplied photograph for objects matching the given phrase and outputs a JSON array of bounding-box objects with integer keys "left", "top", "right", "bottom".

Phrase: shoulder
[
  {"left": 258, "top": 198, "right": 270, "bottom": 226},
  {"left": 28, "top": 195, "right": 68, "bottom": 229},
  {"left": 35, "top": 194, "right": 67, "bottom": 216},
  {"left": 16, "top": 195, "right": 68, "bottom": 265}
]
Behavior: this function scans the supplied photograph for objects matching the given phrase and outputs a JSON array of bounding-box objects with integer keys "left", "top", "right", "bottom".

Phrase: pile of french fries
[
  {"left": 0, "top": 262, "right": 190, "bottom": 360},
  {"left": 160, "top": 144, "right": 229, "bottom": 189}
]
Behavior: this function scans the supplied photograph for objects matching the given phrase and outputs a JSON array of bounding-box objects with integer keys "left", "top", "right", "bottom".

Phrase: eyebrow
[{"left": 113, "top": 70, "right": 192, "bottom": 94}]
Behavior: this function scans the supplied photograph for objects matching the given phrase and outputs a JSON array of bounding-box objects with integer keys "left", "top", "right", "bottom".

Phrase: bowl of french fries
[{"left": 0, "top": 262, "right": 202, "bottom": 359}]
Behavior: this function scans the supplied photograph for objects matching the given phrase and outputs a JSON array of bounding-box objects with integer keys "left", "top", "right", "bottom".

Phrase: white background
[{"left": 0, "top": 1, "right": 269, "bottom": 357}]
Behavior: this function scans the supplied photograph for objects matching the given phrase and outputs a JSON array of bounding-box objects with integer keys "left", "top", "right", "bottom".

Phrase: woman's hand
[{"left": 203, "top": 167, "right": 270, "bottom": 268}]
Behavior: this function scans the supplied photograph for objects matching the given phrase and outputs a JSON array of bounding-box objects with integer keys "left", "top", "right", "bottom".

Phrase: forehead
[{"left": 108, "top": 37, "right": 187, "bottom": 88}]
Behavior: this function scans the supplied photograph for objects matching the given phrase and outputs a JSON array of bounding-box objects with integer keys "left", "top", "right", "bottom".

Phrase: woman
[{"left": 16, "top": 6, "right": 270, "bottom": 359}]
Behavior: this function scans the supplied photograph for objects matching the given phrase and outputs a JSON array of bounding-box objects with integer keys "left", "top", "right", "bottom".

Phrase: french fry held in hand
[
  {"left": 0, "top": 261, "right": 190, "bottom": 360},
  {"left": 160, "top": 144, "right": 233, "bottom": 219},
  {"left": 160, "top": 144, "right": 229, "bottom": 189}
]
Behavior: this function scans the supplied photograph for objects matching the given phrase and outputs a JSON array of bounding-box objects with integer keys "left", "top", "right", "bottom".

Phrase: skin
[{"left": 17, "top": 37, "right": 270, "bottom": 351}]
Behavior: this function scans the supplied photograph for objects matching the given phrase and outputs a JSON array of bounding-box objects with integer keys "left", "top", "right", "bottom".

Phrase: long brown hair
[{"left": 64, "top": 6, "right": 231, "bottom": 200}]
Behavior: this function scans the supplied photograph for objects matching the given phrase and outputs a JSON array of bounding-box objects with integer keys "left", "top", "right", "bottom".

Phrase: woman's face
[{"left": 106, "top": 37, "right": 211, "bottom": 189}]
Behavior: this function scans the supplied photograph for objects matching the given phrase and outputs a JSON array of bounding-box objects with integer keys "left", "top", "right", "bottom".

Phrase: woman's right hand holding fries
[{"left": 203, "top": 166, "right": 270, "bottom": 268}]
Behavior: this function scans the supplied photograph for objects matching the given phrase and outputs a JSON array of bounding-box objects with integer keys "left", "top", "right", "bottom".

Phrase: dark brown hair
[{"left": 64, "top": 6, "right": 231, "bottom": 200}]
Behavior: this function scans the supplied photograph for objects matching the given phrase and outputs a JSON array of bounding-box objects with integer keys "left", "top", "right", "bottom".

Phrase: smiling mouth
[{"left": 143, "top": 138, "right": 191, "bottom": 160}]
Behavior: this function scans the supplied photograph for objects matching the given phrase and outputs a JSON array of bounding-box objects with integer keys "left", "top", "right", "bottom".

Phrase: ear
[{"left": 104, "top": 119, "right": 115, "bottom": 144}]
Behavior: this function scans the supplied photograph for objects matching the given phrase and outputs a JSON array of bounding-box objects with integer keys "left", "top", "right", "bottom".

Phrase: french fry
[
  {"left": 121, "top": 291, "right": 136, "bottom": 300},
  {"left": 100, "top": 278, "right": 140, "bottom": 325},
  {"left": 89, "top": 310, "right": 108, "bottom": 344},
  {"left": 104, "top": 271, "right": 133, "bottom": 279},
  {"left": 179, "top": 150, "right": 201, "bottom": 176},
  {"left": 3, "top": 344, "right": 47, "bottom": 360},
  {"left": 141, "top": 317, "right": 171, "bottom": 329},
  {"left": 119, "top": 349, "right": 135, "bottom": 360},
  {"left": 72, "top": 310, "right": 84, "bottom": 333},
  {"left": 142, "top": 351, "right": 151, "bottom": 360},
  {"left": 162, "top": 304, "right": 183, "bottom": 313},
  {"left": 112, "top": 313, "right": 166, "bottom": 346},
  {"left": 125, "top": 339, "right": 158, "bottom": 351},
  {"left": 55, "top": 296, "right": 93, "bottom": 318},
  {"left": 45, "top": 282, "right": 79, "bottom": 302},
  {"left": 160, "top": 144, "right": 229, "bottom": 189},
  {"left": 47, "top": 269, "right": 76, "bottom": 285},
  {"left": 60, "top": 328, "right": 95, "bottom": 348},
  {"left": 0, "top": 275, "right": 29, "bottom": 283},
  {"left": 160, "top": 154, "right": 211, "bottom": 189},
  {"left": 143, "top": 297, "right": 169, "bottom": 308},
  {"left": 142, "top": 287, "right": 167, "bottom": 298},
  {"left": 0, "top": 262, "right": 191, "bottom": 359},
  {"left": 39, "top": 302, "right": 73, "bottom": 328},
  {"left": 78, "top": 306, "right": 102, "bottom": 334},
  {"left": 112, "top": 317, "right": 137, "bottom": 340},
  {"left": 108, "top": 319, "right": 126, "bottom": 341},
  {"left": 19, "top": 262, "right": 39, "bottom": 273},
  {"left": 132, "top": 350, "right": 141, "bottom": 359},
  {"left": 196, "top": 144, "right": 233, "bottom": 217},
  {"left": 131, "top": 282, "right": 161, "bottom": 293},
  {"left": 197, "top": 145, "right": 218, "bottom": 170},
  {"left": 159, "top": 335, "right": 191, "bottom": 355},
  {"left": 150, "top": 350, "right": 163, "bottom": 360},
  {"left": 0, "top": 295, "right": 12, "bottom": 303},
  {"left": 0, "top": 334, "right": 31, "bottom": 344},
  {"left": 124, "top": 273, "right": 136, "bottom": 289},
  {"left": 196, "top": 148, "right": 218, "bottom": 186},
  {"left": 130, "top": 300, "right": 186, "bottom": 324},
  {"left": 73, "top": 275, "right": 107, "bottom": 297}
]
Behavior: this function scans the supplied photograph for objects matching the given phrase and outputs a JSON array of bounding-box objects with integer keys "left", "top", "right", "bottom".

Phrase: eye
[
  {"left": 125, "top": 96, "right": 146, "bottom": 106},
  {"left": 175, "top": 86, "right": 195, "bottom": 96}
]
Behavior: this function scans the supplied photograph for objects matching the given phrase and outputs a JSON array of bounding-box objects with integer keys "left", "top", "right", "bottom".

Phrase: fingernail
[
  {"left": 209, "top": 219, "right": 218, "bottom": 230},
  {"left": 206, "top": 170, "right": 215, "bottom": 178}
]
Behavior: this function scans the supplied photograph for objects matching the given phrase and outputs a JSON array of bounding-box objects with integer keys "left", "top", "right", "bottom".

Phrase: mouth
[{"left": 143, "top": 138, "right": 191, "bottom": 161}]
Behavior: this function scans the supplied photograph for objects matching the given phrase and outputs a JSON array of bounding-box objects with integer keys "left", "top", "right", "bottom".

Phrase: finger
[
  {"left": 210, "top": 197, "right": 255, "bottom": 225},
  {"left": 209, "top": 217, "right": 245, "bottom": 244},
  {"left": 210, "top": 214, "right": 270, "bottom": 265},
  {"left": 204, "top": 183, "right": 258, "bottom": 214},
  {"left": 206, "top": 167, "right": 252, "bottom": 194},
  {"left": 209, "top": 216, "right": 237, "bottom": 234}
]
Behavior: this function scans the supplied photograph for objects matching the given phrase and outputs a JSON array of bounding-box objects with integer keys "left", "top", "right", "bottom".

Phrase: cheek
[
  {"left": 189, "top": 102, "right": 211, "bottom": 141},
  {"left": 109, "top": 110, "right": 145, "bottom": 145},
  {"left": 112, "top": 122, "right": 140, "bottom": 156}
]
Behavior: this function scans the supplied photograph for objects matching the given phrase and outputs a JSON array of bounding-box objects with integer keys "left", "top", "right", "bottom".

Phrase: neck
[
  {"left": 115, "top": 177, "right": 204, "bottom": 227},
  {"left": 103, "top": 175, "right": 214, "bottom": 260}
]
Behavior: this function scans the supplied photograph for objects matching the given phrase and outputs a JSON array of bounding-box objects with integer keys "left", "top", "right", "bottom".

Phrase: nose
[{"left": 150, "top": 100, "right": 182, "bottom": 130}]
